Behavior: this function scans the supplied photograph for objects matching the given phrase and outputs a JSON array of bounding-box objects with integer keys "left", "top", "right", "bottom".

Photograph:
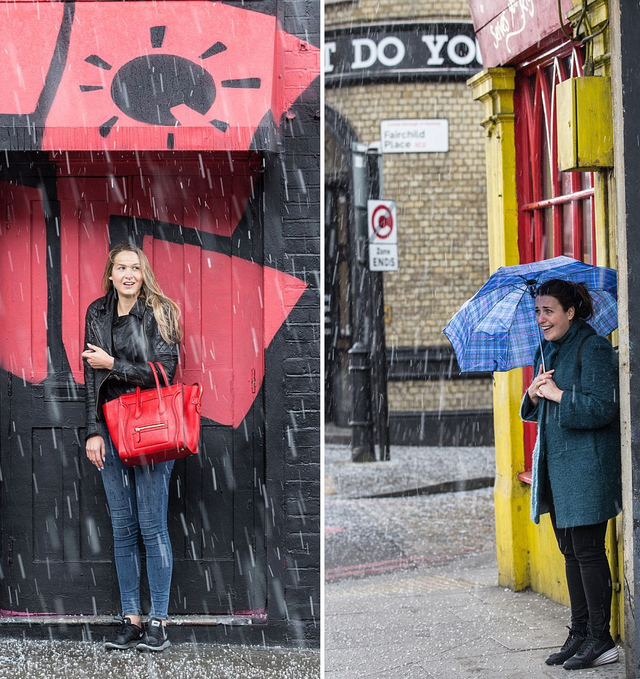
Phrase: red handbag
[{"left": 103, "top": 361, "right": 202, "bottom": 466}]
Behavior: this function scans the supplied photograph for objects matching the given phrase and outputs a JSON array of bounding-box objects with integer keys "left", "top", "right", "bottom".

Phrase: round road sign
[{"left": 371, "top": 204, "right": 394, "bottom": 239}]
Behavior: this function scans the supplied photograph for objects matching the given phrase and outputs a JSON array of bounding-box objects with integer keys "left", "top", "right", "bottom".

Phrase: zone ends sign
[{"left": 368, "top": 200, "right": 399, "bottom": 272}]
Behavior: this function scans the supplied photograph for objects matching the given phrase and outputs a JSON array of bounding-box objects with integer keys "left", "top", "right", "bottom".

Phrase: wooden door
[{"left": 0, "top": 173, "right": 121, "bottom": 615}]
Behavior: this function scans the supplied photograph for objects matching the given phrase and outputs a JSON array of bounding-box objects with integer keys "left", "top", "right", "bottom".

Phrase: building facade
[
  {"left": 468, "top": 0, "right": 626, "bottom": 644},
  {"left": 325, "top": 0, "right": 494, "bottom": 447},
  {"left": 0, "top": 0, "right": 320, "bottom": 646}
]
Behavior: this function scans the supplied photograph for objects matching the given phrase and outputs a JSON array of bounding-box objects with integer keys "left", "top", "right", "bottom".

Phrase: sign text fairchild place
[{"left": 381, "top": 119, "right": 449, "bottom": 153}]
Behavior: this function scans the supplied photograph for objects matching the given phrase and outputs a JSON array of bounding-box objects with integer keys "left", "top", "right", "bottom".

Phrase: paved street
[{"left": 324, "top": 443, "right": 626, "bottom": 679}]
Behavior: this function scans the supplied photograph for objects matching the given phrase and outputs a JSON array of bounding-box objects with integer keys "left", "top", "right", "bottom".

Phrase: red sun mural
[
  {"left": 35, "top": 2, "right": 319, "bottom": 150},
  {"left": 0, "top": 1, "right": 318, "bottom": 152}
]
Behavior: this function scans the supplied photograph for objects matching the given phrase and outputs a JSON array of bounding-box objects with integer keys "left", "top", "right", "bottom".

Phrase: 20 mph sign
[{"left": 367, "top": 199, "right": 398, "bottom": 271}]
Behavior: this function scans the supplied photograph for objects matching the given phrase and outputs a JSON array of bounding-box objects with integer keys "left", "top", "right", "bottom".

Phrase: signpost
[{"left": 368, "top": 199, "right": 398, "bottom": 271}]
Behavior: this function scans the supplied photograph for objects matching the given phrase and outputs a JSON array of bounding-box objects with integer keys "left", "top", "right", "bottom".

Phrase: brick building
[
  {"left": 325, "top": 0, "right": 493, "bottom": 446},
  {"left": 0, "top": 0, "right": 320, "bottom": 647}
]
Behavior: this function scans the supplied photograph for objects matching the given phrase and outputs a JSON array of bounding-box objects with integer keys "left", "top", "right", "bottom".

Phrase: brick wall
[
  {"left": 331, "top": 81, "right": 489, "bottom": 343},
  {"left": 326, "top": 0, "right": 473, "bottom": 25},
  {"left": 325, "top": 0, "right": 493, "bottom": 420},
  {"left": 388, "top": 378, "right": 492, "bottom": 412}
]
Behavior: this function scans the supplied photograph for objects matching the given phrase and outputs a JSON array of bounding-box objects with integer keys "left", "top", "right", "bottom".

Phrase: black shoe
[
  {"left": 137, "top": 617, "right": 171, "bottom": 652},
  {"left": 563, "top": 634, "right": 618, "bottom": 670},
  {"left": 104, "top": 617, "right": 143, "bottom": 650},
  {"left": 545, "top": 628, "right": 586, "bottom": 665}
]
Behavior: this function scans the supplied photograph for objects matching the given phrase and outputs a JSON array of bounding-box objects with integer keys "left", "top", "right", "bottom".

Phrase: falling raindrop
[{"left": 16, "top": 554, "right": 25, "bottom": 579}]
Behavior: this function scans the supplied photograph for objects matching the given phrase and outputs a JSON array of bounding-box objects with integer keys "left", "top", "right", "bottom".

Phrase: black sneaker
[
  {"left": 137, "top": 617, "right": 171, "bottom": 652},
  {"left": 563, "top": 634, "right": 619, "bottom": 670},
  {"left": 104, "top": 617, "right": 143, "bottom": 650},
  {"left": 545, "top": 628, "right": 586, "bottom": 665}
]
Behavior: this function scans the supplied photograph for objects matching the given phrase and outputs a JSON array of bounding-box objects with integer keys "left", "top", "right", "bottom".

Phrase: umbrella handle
[{"left": 537, "top": 326, "right": 546, "bottom": 373}]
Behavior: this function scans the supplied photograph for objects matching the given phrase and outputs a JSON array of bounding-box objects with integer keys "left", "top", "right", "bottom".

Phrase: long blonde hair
[{"left": 102, "top": 242, "right": 183, "bottom": 344}]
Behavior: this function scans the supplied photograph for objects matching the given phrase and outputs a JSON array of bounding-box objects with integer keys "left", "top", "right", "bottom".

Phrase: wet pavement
[
  {"left": 324, "top": 438, "right": 495, "bottom": 500},
  {"left": 0, "top": 638, "right": 319, "bottom": 678},
  {"left": 324, "top": 442, "right": 626, "bottom": 678}
]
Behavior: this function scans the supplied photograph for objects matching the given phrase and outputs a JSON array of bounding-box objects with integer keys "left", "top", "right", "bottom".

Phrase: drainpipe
[{"left": 612, "top": 1, "right": 640, "bottom": 674}]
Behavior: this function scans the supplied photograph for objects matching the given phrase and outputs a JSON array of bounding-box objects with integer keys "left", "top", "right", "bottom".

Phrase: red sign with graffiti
[
  {"left": 0, "top": 1, "right": 319, "bottom": 151},
  {"left": 469, "top": 0, "right": 574, "bottom": 67}
]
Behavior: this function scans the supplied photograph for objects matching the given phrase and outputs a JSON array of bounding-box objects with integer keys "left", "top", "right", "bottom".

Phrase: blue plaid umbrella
[{"left": 443, "top": 256, "right": 618, "bottom": 373}]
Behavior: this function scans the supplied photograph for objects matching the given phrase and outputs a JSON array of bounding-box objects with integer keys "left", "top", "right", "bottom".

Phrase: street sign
[
  {"left": 368, "top": 199, "right": 398, "bottom": 271},
  {"left": 368, "top": 200, "right": 397, "bottom": 243},
  {"left": 381, "top": 119, "right": 449, "bottom": 153},
  {"left": 369, "top": 243, "right": 398, "bottom": 271}
]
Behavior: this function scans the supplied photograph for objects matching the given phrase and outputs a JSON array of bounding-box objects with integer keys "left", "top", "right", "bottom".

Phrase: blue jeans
[{"left": 101, "top": 426, "right": 174, "bottom": 619}]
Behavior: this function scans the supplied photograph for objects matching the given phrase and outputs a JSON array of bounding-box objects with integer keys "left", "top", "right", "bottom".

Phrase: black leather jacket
[{"left": 83, "top": 291, "right": 179, "bottom": 441}]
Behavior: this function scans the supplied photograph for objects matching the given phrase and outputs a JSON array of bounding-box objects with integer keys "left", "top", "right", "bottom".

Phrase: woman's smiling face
[
  {"left": 109, "top": 250, "right": 143, "bottom": 300},
  {"left": 535, "top": 294, "right": 575, "bottom": 342}
]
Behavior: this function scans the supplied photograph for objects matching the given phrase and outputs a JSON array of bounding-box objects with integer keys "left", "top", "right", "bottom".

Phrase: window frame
[{"left": 515, "top": 45, "right": 596, "bottom": 267}]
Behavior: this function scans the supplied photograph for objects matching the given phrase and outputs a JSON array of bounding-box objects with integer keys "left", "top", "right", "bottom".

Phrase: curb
[{"left": 338, "top": 476, "right": 495, "bottom": 500}]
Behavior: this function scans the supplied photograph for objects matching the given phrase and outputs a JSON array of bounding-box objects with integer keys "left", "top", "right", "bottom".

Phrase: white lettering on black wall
[{"left": 326, "top": 23, "right": 483, "bottom": 86}]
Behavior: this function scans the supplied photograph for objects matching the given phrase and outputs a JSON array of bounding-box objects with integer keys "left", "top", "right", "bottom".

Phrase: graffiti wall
[
  {"left": 0, "top": 1, "right": 318, "bottom": 151},
  {"left": 0, "top": 0, "right": 320, "bottom": 646}
]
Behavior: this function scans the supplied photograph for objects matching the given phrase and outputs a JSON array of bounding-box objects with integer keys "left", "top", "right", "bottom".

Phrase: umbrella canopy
[{"left": 443, "top": 256, "right": 618, "bottom": 373}]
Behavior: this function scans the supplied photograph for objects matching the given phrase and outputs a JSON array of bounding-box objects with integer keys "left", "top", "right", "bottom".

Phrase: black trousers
[{"left": 550, "top": 506, "right": 612, "bottom": 639}]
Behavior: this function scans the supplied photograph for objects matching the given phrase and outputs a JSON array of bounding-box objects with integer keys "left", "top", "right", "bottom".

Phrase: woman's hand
[
  {"left": 527, "top": 365, "right": 558, "bottom": 405},
  {"left": 86, "top": 435, "right": 106, "bottom": 470},
  {"left": 82, "top": 343, "right": 115, "bottom": 371},
  {"left": 536, "top": 376, "right": 563, "bottom": 403}
]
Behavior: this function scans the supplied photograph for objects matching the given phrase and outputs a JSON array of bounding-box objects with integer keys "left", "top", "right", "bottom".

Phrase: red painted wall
[
  {"left": 0, "top": 0, "right": 321, "bottom": 643},
  {"left": 0, "top": 1, "right": 319, "bottom": 151},
  {"left": 0, "top": 157, "right": 308, "bottom": 428}
]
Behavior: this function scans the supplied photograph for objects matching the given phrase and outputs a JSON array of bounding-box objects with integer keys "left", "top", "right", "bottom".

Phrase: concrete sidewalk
[
  {"left": 324, "top": 442, "right": 626, "bottom": 679},
  {"left": 0, "top": 638, "right": 319, "bottom": 679}
]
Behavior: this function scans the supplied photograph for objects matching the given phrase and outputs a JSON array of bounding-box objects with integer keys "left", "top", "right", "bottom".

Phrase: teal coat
[{"left": 520, "top": 321, "right": 621, "bottom": 529}]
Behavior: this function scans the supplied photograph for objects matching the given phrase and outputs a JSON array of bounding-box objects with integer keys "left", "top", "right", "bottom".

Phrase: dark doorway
[
  {"left": 0, "top": 152, "right": 274, "bottom": 617},
  {"left": 324, "top": 177, "right": 352, "bottom": 428}
]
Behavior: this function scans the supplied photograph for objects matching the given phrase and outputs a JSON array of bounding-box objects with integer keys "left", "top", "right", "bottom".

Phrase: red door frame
[{"left": 514, "top": 43, "right": 595, "bottom": 474}]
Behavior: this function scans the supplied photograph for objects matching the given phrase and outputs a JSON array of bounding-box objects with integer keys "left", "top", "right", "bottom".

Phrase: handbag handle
[
  {"left": 135, "top": 362, "right": 170, "bottom": 417},
  {"left": 152, "top": 361, "right": 170, "bottom": 387}
]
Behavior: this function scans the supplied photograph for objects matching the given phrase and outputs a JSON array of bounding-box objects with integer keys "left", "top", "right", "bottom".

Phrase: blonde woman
[{"left": 82, "top": 242, "right": 182, "bottom": 652}]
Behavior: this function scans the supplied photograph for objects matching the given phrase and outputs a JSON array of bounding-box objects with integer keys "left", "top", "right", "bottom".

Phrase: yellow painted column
[{"left": 468, "top": 69, "right": 530, "bottom": 590}]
